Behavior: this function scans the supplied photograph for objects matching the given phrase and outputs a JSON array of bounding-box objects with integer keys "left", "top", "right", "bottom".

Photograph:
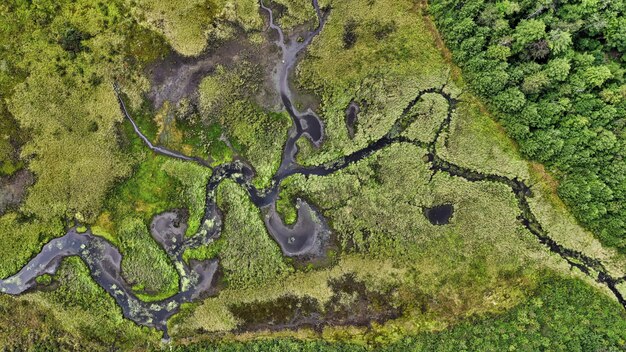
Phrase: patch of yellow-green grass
[
  {"left": 401, "top": 92, "right": 450, "bottom": 144},
  {"left": 0, "top": 214, "right": 64, "bottom": 280},
  {"left": 0, "top": 110, "right": 24, "bottom": 177},
  {"left": 99, "top": 152, "right": 186, "bottom": 299},
  {"left": 296, "top": 0, "right": 449, "bottom": 165},
  {"left": 10, "top": 77, "right": 131, "bottom": 224},
  {"left": 617, "top": 282, "right": 626, "bottom": 300},
  {"left": 182, "top": 238, "right": 225, "bottom": 263},
  {"left": 161, "top": 159, "right": 212, "bottom": 236},
  {"left": 216, "top": 181, "right": 293, "bottom": 290},
  {"left": 276, "top": 184, "right": 298, "bottom": 225},
  {"left": 107, "top": 154, "right": 183, "bottom": 226},
  {"left": 439, "top": 95, "right": 530, "bottom": 180},
  {"left": 130, "top": 0, "right": 263, "bottom": 56},
  {"left": 198, "top": 62, "right": 290, "bottom": 185},
  {"left": 91, "top": 225, "right": 118, "bottom": 246},
  {"left": 130, "top": 0, "right": 219, "bottom": 56},
  {"left": 271, "top": 0, "right": 318, "bottom": 30},
  {"left": 117, "top": 217, "right": 180, "bottom": 300}
]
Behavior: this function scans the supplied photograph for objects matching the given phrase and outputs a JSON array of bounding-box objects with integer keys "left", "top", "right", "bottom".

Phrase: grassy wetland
[{"left": 0, "top": 0, "right": 626, "bottom": 350}]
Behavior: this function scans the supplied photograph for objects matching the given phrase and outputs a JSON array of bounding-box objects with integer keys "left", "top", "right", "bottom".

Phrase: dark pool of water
[
  {"left": 424, "top": 204, "right": 453, "bottom": 225},
  {"left": 345, "top": 101, "right": 359, "bottom": 139}
]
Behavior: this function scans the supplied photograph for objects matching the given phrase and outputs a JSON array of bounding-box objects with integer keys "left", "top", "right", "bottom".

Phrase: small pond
[{"left": 424, "top": 204, "right": 454, "bottom": 225}]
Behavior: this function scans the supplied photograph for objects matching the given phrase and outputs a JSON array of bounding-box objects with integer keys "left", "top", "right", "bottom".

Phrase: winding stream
[{"left": 1, "top": 0, "right": 625, "bottom": 339}]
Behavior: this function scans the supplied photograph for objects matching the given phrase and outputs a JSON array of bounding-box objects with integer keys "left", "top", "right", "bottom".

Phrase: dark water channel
[{"left": 0, "top": 0, "right": 332, "bottom": 338}]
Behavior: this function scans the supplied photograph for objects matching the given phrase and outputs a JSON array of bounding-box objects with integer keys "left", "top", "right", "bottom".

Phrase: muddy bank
[
  {"left": 0, "top": 169, "right": 34, "bottom": 215},
  {"left": 147, "top": 37, "right": 242, "bottom": 110},
  {"left": 150, "top": 210, "right": 188, "bottom": 255},
  {"left": 264, "top": 198, "right": 329, "bottom": 257},
  {"left": 146, "top": 30, "right": 284, "bottom": 113},
  {"left": 228, "top": 273, "right": 402, "bottom": 333}
]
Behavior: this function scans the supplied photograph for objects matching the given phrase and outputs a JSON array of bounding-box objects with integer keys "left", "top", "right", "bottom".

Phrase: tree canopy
[{"left": 430, "top": 0, "right": 626, "bottom": 251}]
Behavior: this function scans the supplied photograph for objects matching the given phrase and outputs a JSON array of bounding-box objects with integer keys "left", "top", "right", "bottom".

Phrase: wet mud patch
[
  {"left": 227, "top": 273, "right": 401, "bottom": 332},
  {"left": 229, "top": 295, "right": 321, "bottom": 331},
  {"left": 288, "top": 232, "right": 340, "bottom": 272},
  {"left": 300, "top": 112, "right": 324, "bottom": 145},
  {"left": 146, "top": 39, "right": 240, "bottom": 110},
  {"left": 264, "top": 199, "right": 330, "bottom": 257},
  {"left": 0, "top": 169, "right": 34, "bottom": 216},
  {"left": 146, "top": 31, "right": 282, "bottom": 112},
  {"left": 372, "top": 20, "right": 397, "bottom": 40},
  {"left": 324, "top": 273, "right": 403, "bottom": 326},
  {"left": 345, "top": 101, "right": 360, "bottom": 139},
  {"left": 423, "top": 204, "right": 454, "bottom": 225},
  {"left": 150, "top": 209, "right": 189, "bottom": 255}
]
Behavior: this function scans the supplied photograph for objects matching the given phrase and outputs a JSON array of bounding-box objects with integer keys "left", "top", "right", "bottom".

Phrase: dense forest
[{"left": 429, "top": 0, "right": 626, "bottom": 251}]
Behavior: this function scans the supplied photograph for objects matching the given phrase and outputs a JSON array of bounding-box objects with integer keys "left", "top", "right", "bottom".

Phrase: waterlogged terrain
[{"left": 1, "top": 0, "right": 626, "bottom": 349}]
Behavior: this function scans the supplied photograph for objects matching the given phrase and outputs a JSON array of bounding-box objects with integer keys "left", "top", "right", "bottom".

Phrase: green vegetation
[
  {"left": 0, "top": 0, "right": 172, "bottom": 280},
  {"left": 11, "top": 79, "right": 130, "bottom": 224},
  {"left": 101, "top": 150, "right": 183, "bottom": 300},
  {"left": 174, "top": 276, "right": 626, "bottom": 351},
  {"left": 35, "top": 274, "right": 53, "bottom": 286},
  {"left": 105, "top": 153, "right": 180, "bottom": 226},
  {"left": 401, "top": 92, "right": 450, "bottom": 143},
  {"left": 182, "top": 238, "right": 225, "bottom": 263},
  {"left": 198, "top": 62, "right": 291, "bottom": 185},
  {"left": 162, "top": 159, "right": 213, "bottom": 236},
  {"left": 0, "top": 257, "right": 160, "bottom": 350},
  {"left": 276, "top": 183, "right": 298, "bottom": 225},
  {"left": 439, "top": 96, "right": 530, "bottom": 179},
  {"left": 400, "top": 276, "right": 626, "bottom": 351},
  {"left": 216, "top": 181, "right": 292, "bottom": 289},
  {"left": 118, "top": 217, "right": 179, "bottom": 299},
  {"left": 2, "top": 0, "right": 168, "bottom": 224},
  {"left": 296, "top": 0, "right": 449, "bottom": 165},
  {"left": 158, "top": 104, "right": 217, "bottom": 163},
  {"left": 271, "top": 0, "right": 319, "bottom": 29},
  {"left": 0, "top": 214, "right": 62, "bottom": 279},
  {"left": 429, "top": 0, "right": 626, "bottom": 251},
  {"left": 131, "top": 0, "right": 263, "bottom": 56},
  {"left": 99, "top": 108, "right": 213, "bottom": 298},
  {"left": 0, "top": 111, "right": 24, "bottom": 176}
]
